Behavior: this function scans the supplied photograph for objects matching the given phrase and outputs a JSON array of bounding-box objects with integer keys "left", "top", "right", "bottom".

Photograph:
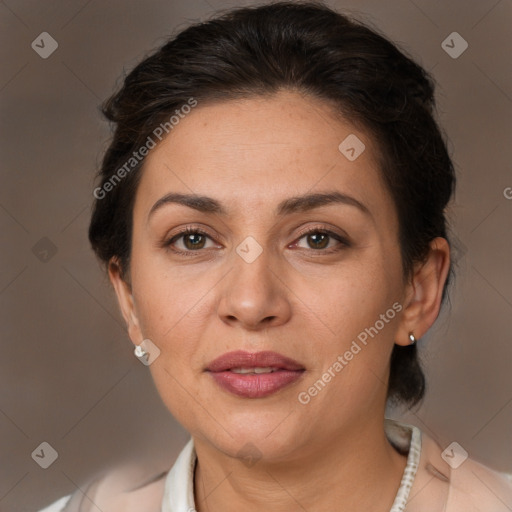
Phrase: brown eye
[
  {"left": 182, "top": 232, "right": 207, "bottom": 250},
  {"left": 164, "top": 227, "right": 218, "bottom": 254},
  {"left": 305, "top": 232, "right": 330, "bottom": 250},
  {"left": 295, "top": 229, "right": 349, "bottom": 252}
]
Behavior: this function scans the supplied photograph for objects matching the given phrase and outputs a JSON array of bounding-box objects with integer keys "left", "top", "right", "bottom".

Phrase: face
[{"left": 111, "top": 90, "right": 423, "bottom": 462}]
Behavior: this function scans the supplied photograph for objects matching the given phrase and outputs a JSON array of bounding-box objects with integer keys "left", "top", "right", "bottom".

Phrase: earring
[
  {"left": 134, "top": 344, "right": 147, "bottom": 358},
  {"left": 408, "top": 332, "right": 416, "bottom": 345}
]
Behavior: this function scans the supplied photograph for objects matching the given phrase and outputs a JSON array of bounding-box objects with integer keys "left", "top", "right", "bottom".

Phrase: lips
[
  {"left": 206, "top": 350, "right": 304, "bottom": 372},
  {"left": 206, "top": 350, "right": 305, "bottom": 398}
]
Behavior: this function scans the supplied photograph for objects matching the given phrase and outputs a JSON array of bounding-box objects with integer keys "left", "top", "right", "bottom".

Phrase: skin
[{"left": 109, "top": 89, "right": 450, "bottom": 512}]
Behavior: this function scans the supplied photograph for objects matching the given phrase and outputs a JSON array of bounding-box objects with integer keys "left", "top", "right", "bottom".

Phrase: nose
[{"left": 216, "top": 248, "right": 292, "bottom": 331}]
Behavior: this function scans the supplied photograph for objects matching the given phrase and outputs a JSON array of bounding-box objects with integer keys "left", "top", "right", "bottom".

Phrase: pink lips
[{"left": 206, "top": 350, "right": 305, "bottom": 398}]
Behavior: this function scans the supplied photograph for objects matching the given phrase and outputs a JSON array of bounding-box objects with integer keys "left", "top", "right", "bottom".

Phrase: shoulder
[
  {"left": 445, "top": 455, "right": 512, "bottom": 511},
  {"left": 37, "top": 465, "right": 169, "bottom": 512},
  {"left": 410, "top": 427, "right": 512, "bottom": 512},
  {"left": 36, "top": 440, "right": 195, "bottom": 512},
  {"left": 37, "top": 495, "right": 71, "bottom": 512}
]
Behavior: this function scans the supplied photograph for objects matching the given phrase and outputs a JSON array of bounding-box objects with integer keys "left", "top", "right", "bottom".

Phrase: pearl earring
[{"left": 134, "top": 344, "right": 147, "bottom": 358}]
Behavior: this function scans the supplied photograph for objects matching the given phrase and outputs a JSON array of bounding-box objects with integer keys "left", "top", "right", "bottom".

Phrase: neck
[{"left": 192, "top": 418, "right": 408, "bottom": 512}]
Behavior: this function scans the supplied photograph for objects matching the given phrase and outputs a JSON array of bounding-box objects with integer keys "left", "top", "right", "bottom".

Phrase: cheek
[
  {"left": 294, "top": 257, "right": 401, "bottom": 339},
  {"left": 290, "top": 254, "right": 403, "bottom": 407},
  {"left": 131, "top": 266, "right": 213, "bottom": 433},
  {"left": 130, "top": 247, "right": 214, "bottom": 338}
]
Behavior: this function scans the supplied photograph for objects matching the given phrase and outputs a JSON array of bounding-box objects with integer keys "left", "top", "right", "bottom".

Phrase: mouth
[
  {"left": 205, "top": 350, "right": 305, "bottom": 398},
  {"left": 229, "top": 367, "right": 280, "bottom": 374}
]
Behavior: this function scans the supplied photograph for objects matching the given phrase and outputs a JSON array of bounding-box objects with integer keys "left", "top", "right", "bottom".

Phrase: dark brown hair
[{"left": 89, "top": 0, "right": 455, "bottom": 408}]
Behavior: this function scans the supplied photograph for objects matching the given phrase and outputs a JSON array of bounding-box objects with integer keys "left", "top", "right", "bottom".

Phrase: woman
[{"left": 40, "top": 1, "right": 512, "bottom": 511}]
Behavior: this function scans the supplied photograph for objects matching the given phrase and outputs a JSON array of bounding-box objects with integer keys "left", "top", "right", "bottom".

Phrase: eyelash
[{"left": 162, "top": 225, "right": 350, "bottom": 257}]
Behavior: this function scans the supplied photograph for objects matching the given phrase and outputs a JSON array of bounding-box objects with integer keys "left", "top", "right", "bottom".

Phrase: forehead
[{"left": 135, "top": 90, "right": 391, "bottom": 218}]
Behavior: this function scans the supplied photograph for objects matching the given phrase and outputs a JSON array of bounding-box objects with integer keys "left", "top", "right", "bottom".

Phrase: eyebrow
[{"left": 147, "top": 191, "right": 371, "bottom": 222}]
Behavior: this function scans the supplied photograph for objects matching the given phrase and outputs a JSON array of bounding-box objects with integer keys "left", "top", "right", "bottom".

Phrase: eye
[
  {"left": 293, "top": 227, "right": 350, "bottom": 253},
  {"left": 162, "top": 225, "right": 350, "bottom": 256},
  {"left": 164, "top": 227, "right": 218, "bottom": 254}
]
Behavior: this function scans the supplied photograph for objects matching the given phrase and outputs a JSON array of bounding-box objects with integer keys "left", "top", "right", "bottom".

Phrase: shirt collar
[{"left": 162, "top": 437, "right": 196, "bottom": 512}]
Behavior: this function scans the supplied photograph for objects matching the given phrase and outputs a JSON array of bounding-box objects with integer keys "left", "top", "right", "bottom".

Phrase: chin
[{"left": 194, "top": 410, "right": 306, "bottom": 462}]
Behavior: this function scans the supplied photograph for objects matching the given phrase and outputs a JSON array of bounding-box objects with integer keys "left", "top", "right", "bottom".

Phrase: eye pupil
[
  {"left": 308, "top": 233, "right": 329, "bottom": 249},
  {"left": 185, "top": 233, "right": 205, "bottom": 250}
]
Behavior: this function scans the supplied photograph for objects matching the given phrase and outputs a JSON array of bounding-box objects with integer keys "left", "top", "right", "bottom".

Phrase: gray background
[{"left": 1, "top": 0, "right": 511, "bottom": 510}]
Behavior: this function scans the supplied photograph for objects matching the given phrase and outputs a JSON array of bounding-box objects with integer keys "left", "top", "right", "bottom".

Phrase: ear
[
  {"left": 395, "top": 237, "right": 451, "bottom": 346},
  {"left": 108, "top": 257, "right": 143, "bottom": 346}
]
